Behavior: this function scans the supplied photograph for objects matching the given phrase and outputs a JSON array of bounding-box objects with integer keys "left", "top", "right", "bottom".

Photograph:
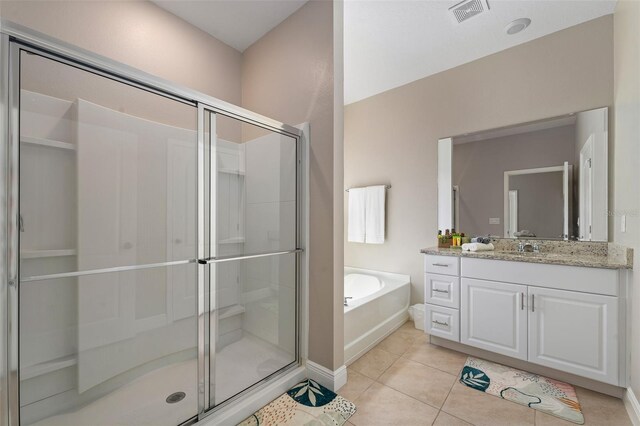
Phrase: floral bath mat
[
  {"left": 238, "top": 379, "right": 356, "bottom": 426},
  {"left": 459, "top": 357, "right": 584, "bottom": 424}
]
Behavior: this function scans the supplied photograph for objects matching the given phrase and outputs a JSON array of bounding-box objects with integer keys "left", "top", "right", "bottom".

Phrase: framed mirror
[{"left": 438, "top": 107, "right": 608, "bottom": 241}]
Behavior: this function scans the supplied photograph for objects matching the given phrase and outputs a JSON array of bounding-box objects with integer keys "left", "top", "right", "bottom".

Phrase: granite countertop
[{"left": 420, "top": 241, "right": 633, "bottom": 270}]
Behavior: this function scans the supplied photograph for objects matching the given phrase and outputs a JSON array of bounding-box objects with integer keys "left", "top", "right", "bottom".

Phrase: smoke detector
[{"left": 449, "top": 0, "right": 490, "bottom": 24}]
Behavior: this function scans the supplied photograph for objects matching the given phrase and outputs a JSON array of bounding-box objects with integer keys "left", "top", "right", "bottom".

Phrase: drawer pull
[
  {"left": 432, "top": 263, "right": 450, "bottom": 267},
  {"left": 433, "top": 288, "right": 449, "bottom": 294},
  {"left": 521, "top": 292, "right": 525, "bottom": 310},
  {"left": 432, "top": 320, "right": 449, "bottom": 327}
]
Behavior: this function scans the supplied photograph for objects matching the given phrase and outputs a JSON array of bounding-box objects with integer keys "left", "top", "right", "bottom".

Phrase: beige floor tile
[
  {"left": 349, "top": 348, "right": 399, "bottom": 380},
  {"left": 349, "top": 382, "right": 440, "bottom": 426},
  {"left": 399, "top": 320, "right": 426, "bottom": 337},
  {"left": 534, "top": 411, "right": 572, "bottom": 426},
  {"left": 434, "top": 411, "right": 473, "bottom": 426},
  {"left": 344, "top": 421, "right": 355, "bottom": 426},
  {"left": 338, "top": 369, "right": 374, "bottom": 402},
  {"left": 442, "top": 382, "right": 535, "bottom": 426},
  {"left": 378, "top": 357, "right": 456, "bottom": 408},
  {"left": 375, "top": 327, "right": 420, "bottom": 355},
  {"left": 403, "top": 340, "right": 468, "bottom": 375},
  {"left": 574, "top": 387, "right": 631, "bottom": 426}
]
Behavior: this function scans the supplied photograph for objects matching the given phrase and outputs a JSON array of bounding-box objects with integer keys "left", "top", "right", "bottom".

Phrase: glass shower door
[
  {"left": 17, "top": 50, "right": 199, "bottom": 425},
  {"left": 203, "top": 111, "right": 299, "bottom": 408}
]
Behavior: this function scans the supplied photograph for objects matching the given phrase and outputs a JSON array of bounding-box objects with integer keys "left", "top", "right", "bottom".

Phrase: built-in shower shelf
[
  {"left": 218, "top": 304, "right": 245, "bottom": 320},
  {"left": 218, "top": 237, "right": 245, "bottom": 245},
  {"left": 21, "top": 355, "right": 77, "bottom": 380},
  {"left": 21, "top": 135, "right": 76, "bottom": 151},
  {"left": 21, "top": 249, "right": 77, "bottom": 259}
]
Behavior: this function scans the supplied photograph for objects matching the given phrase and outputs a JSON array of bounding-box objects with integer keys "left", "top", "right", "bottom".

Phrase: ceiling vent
[{"left": 449, "top": 0, "right": 490, "bottom": 24}]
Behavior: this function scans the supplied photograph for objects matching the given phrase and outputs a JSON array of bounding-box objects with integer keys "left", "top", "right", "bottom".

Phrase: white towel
[
  {"left": 365, "top": 185, "right": 386, "bottom": 244},
  {"left": 461, "top": 242, "right": 495, "bottom": 252},
  {"left": 347, "top": 187, "right": 367, "bottom": 243}
]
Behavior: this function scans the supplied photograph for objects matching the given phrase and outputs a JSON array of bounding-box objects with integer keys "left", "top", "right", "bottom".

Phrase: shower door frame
[
  {"left": 0, "top": 20, "right": 308, "bottom": 426},
  {"left": 197, "top": 106, "right": 305, "bottom": 416}
]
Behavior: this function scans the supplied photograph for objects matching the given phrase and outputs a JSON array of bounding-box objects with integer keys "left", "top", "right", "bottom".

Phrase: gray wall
[
  {"left": 345, "top": 16, "right": 613, "bottom": 304},
  {"left": 612, "top": 0, "right": 640, "bottom": 402},
  {"left": 0, "top": 0, "right": 243, "bottom": 105},
  {"left": 509, "top": 171, "right": 564, "bottom": 239},
  {"left": 241, "top": 1, "right": 344, "bottom": 370},
  {"left": 452, "top": 125, "right": 574, "bottom": 238}
]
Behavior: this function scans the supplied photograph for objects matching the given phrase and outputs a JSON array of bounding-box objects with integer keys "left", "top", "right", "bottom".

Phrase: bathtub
[{"left": 343, "top": 267, "right": 411, "bottom": 365}]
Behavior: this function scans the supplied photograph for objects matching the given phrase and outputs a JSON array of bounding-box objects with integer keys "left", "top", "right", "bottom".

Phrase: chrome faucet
[
  {"left": 518, "top": 242, "right": 533, "bottom": 253},
  {"left": 344, "top": 297, "right": 353, "bottom": 306},
  {"left": 517, "top": 242, "right": 540, "bottom": 253}
]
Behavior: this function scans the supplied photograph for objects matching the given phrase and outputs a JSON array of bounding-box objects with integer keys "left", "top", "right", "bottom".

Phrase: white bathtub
[{"left": 344, "top": 267, "right": 411, "bottom": 365}]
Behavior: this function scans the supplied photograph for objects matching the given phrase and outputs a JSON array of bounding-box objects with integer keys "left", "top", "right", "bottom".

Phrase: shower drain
[{"left": 166, "top": 391, "right": 186, "bottom": 404}]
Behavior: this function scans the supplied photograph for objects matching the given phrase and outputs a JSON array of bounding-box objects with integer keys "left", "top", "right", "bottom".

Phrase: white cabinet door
[
  {"left": 528, "top": 286, "right": 619, "bottom": 385},
  {"left": 461, "top": 278, "right": 528, "bottom": 360}
]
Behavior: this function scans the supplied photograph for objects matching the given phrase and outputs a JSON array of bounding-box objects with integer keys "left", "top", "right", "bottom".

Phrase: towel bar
[{"left": 345, "top": 185, "right": 391, "bottom": 192}]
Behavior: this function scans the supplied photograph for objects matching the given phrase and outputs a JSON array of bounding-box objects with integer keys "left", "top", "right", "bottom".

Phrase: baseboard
[
  {"left": 625, "top": 387, "right": 640, "bottom": 426},
  {"left": 306, "top": 360, "right": 348, "bottom": 392}
]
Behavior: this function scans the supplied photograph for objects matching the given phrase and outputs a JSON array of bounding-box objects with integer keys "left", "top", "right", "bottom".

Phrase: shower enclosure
[{"left": 1, "top": 24, "right": 306, "bottom": 426}]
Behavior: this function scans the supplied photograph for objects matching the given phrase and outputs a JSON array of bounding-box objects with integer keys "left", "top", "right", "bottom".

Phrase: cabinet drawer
[
  {"left": 425, "top": 304, "right": 459, "bottom": 342},
  {"left": 424, "top": 255, "right": 460, "bottom": 276},
  {"left": 425, "top": 273, "right": 460, "bottom": 309}
]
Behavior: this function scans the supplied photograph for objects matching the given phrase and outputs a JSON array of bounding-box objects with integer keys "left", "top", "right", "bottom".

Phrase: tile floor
[{"left": 339, "top": 321, "right": 632, "bottom": 426}]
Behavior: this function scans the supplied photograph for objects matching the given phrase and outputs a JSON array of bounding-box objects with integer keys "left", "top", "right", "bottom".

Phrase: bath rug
[
  {"left": 237, "top": 379, "right": 356, "bottom": 426},
  {"left": 459, "top": 357, "right": 584, "bottom": 424}
]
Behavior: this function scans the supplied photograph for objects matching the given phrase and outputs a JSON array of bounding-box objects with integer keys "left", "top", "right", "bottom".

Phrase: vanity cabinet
[{"left": 424, "top": 254, "right": 626, "bottom": 386}]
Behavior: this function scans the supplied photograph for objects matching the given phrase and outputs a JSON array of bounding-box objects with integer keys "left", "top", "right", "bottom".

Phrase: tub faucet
[{"left": 344, "top": 296, "right": 353, "bottom": 306}]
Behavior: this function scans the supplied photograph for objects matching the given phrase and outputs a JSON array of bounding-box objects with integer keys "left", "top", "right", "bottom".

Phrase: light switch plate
[
  {"left": 621, "top": 215, "right": 626, "bottom": 233},
  {"left": 489, "top": 217, "right": 500, "bottom": 225}
]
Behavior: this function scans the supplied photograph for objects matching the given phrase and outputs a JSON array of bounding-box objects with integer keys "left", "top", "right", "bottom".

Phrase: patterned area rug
[
  {"left": 238, "top": 379, "right": 356, "bottom": 426},
  {"left": 459, "top": 357, "right": 584, "bottom": 424}
]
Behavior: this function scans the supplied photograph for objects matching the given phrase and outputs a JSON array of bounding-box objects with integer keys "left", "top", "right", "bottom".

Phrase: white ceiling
[
  {"left": 344, "top": 0, "right": 617, "bottom": 104},
  {"left": 152, "top": 0, "right": 308, "bottom": 52}
]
